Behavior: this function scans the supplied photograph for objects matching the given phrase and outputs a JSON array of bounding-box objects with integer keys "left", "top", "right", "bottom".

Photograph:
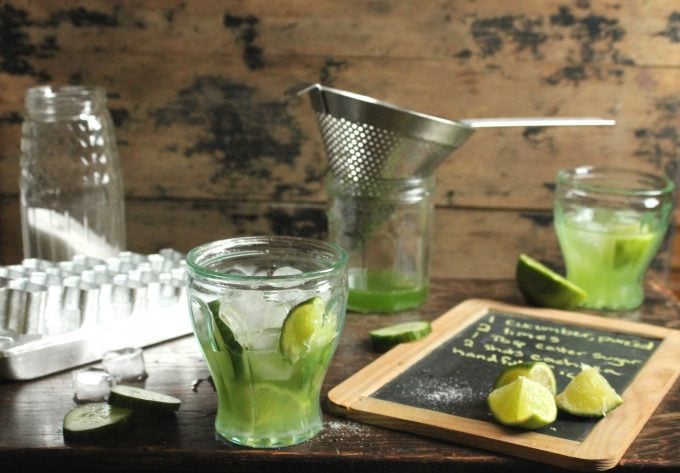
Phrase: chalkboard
[
  {"left": 328, "top": 299, "right": 680, "bottom": 471},
  {"left": 372, "top": 310, "right": 659, "bottom": 442}
]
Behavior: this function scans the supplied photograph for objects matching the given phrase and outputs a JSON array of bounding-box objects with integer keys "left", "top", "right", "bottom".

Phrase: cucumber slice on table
[
  {"left": 108, "top": 385, "right": 182, "bottom": 413},
  {"left": 63, "top": 402, "right": 133, "bottom": 442},
  {"left": 370, "top": 321, "right": 432, "bottom": 352}
]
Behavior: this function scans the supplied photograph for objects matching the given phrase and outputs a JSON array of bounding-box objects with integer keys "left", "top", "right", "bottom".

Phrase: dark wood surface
[{"left": 1, "top": 279, "right": 678, "bottom": 473}]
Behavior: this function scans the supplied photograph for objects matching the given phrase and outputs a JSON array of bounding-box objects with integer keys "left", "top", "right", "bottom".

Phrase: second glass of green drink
[
  {"left": 186, "top": 236, "right": 348, "bottom": 448},
  {"left": 554, "top": 166, "right": 675, "bottom": 312}
]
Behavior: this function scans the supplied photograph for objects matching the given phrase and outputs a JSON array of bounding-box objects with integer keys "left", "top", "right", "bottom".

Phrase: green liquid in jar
[
  {"left": 555, "top": 207, "right": 665, "bottom": 311},
  {"left": 348, "top": 270, "right": 429, "bottom": 313}
]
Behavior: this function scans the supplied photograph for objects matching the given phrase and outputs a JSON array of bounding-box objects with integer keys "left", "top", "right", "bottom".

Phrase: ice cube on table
[
  {"left": 72, "top": 367, "right": 115, "bottom": 403},
  {"left": 101, "top": 347, "right": 148, "bottom": 382}
]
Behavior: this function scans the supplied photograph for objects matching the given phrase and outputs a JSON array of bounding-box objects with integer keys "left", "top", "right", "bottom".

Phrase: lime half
[
  {"left": 280, "top": 297, "right": 325, "bottom": 362},
  {"left": 494, "top": 361, "right": 557, "bottom": 395},
  {"left": 516, "top": 254, "right": 587, "bottom": 310},
  {"left": 487, "top": 376, "right": 557, "bottom": 430},
  {"left": 555, "top": 365, "right": 623, "bottom": 417}
]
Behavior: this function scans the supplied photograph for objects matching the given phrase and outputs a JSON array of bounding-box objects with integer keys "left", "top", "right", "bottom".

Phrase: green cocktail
[
  {"left": 347, "top": 270, "right": 428, "bottom": 313},
  {"left": 197, "top": 299, "right": 338, "bottom": 447},
  {"left": 186, "top": 236, "right": 348, "bottom": 448},
  {"left": 554, "top": 166, "right": 675, "bottom": 312},
  {"left": 554, "top": 208, "right": 665, "bottom": 311}
]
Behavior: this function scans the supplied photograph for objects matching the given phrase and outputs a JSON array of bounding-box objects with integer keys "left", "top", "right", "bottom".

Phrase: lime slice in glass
[
  {"left": 494, "top": 361, "right": 557, "bottom": 395},
  {"left": 613, "top": 233, "right": 656, "bottom": 269},
  {"left": 555, "top": 365, "right": 623, "bottom": 417},
  {"left": 487, "top": 376, "right": 557, "bottom": 430},
  {"left": 252, "top": 383, "right": 311, "bottom": 428},
  {"left": 280, "top": 297, "right": 325, "bottom": 362},
  {"left": 369, "top": 321, "right": 432, "bottom": 352},
  {"left": 516, "top": 254, "right": 588, "bottom": 310}
]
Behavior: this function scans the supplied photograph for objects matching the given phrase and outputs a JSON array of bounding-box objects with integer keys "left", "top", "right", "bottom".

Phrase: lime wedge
[
  {"left": 516, "top": 254, "right": 588, "bottom": 310},
  {"left": 369, "top": 321, "right": 432, "bottom": 352},
  {"left": 494, "top": 361, "right": 557, "bottom": 395},
  {"left": 280, "top": 297, "right": 325, "bottom": 362},
  {"left": 555, "top": 365, "right": 623, "bottom": 417},
  {"left": 487, "top": 376, "right": 557, "bottom": 430}
]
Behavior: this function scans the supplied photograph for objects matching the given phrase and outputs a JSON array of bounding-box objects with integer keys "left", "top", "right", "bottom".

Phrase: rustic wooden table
[{"left": 1, "top": 279, "right": 678, "bottom": 472}]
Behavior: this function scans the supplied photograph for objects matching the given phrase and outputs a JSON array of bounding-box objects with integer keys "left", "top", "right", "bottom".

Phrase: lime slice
[
  {"left": 369, "top": 321, "right": 432, "bottom": 352},
  {"left": 555, "top": 365, "right": 623, "bottom": 417},
  {"left": 63, "top": 402, "right": 133, "bottom": 442},
  {"left": 108, "top": 385, "right": 182, "bottom": 413},
  {"left": 251, "top": 383, "right": 311, "bottom": 428},
  {"left": 280, "top": 297, "right": 325, "bottom": 362},
  {"left": 487, "top": 376, "right": 557, "bottom": 430},
  {"left": 613, "top": 233, "right": 656, "bottom": 269},
  {"left": 516, "top": 254, "right": 588, "bottom": 310},
  {"left": 494, "top": 361, "right": 557, "bottom": 395}
]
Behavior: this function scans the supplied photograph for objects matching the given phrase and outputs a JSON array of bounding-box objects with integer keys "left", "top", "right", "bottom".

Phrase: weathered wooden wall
[{"left": 1, "top": 1, "right": 679, "bottom": 286}]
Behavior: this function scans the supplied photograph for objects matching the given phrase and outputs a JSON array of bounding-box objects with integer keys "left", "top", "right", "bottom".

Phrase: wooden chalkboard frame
[{"left": 328, "top": 299, "right": 680, "bottom": 471}]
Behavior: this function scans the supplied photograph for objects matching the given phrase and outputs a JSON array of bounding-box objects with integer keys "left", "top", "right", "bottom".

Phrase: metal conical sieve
[
  {"left": 300, "top": 84, "right": 476, "bottom": 190},
  {"left": 300, "top": 83, "right": 615, "bottom": 191}
]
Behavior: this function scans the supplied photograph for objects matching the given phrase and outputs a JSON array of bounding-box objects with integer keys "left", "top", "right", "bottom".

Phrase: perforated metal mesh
[{"left": 316, "top": 113, "right": 457, "bottom": 192}]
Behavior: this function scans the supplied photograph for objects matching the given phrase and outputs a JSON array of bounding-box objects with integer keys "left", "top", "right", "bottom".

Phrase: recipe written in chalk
[
  {"left": 371, "top": 310, "right": 660, "bottom": 441},
  {"left": 452, "top": 312, "right": 656, "bottom": 381}
]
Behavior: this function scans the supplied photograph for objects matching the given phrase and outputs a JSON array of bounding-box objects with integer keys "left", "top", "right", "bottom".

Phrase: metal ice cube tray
[{"left": 0, "top": 249, "right": 191, "bottom": 381}]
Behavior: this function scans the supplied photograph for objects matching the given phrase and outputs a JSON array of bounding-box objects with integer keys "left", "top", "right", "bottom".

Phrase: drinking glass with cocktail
[
  {"left": 554, "top": 166, "right": 675, "bottom": 312},
  {"left": 186, "top": 236, "right": 348, "bottom": 448}
]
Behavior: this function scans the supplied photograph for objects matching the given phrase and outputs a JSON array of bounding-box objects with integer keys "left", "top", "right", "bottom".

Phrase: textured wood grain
[{"left": 0, "top": 0, "right": 678, "bottom": 283}]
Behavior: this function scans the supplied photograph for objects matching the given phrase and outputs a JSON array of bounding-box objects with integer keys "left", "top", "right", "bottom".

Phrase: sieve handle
[{"left": 458, "top": 117, "right": 616, "bottom": 128}]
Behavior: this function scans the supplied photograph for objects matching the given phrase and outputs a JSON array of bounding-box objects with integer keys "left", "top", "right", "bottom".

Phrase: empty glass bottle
[{"left": 20, "top": 85, "right": 126, "bottom": 261}]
